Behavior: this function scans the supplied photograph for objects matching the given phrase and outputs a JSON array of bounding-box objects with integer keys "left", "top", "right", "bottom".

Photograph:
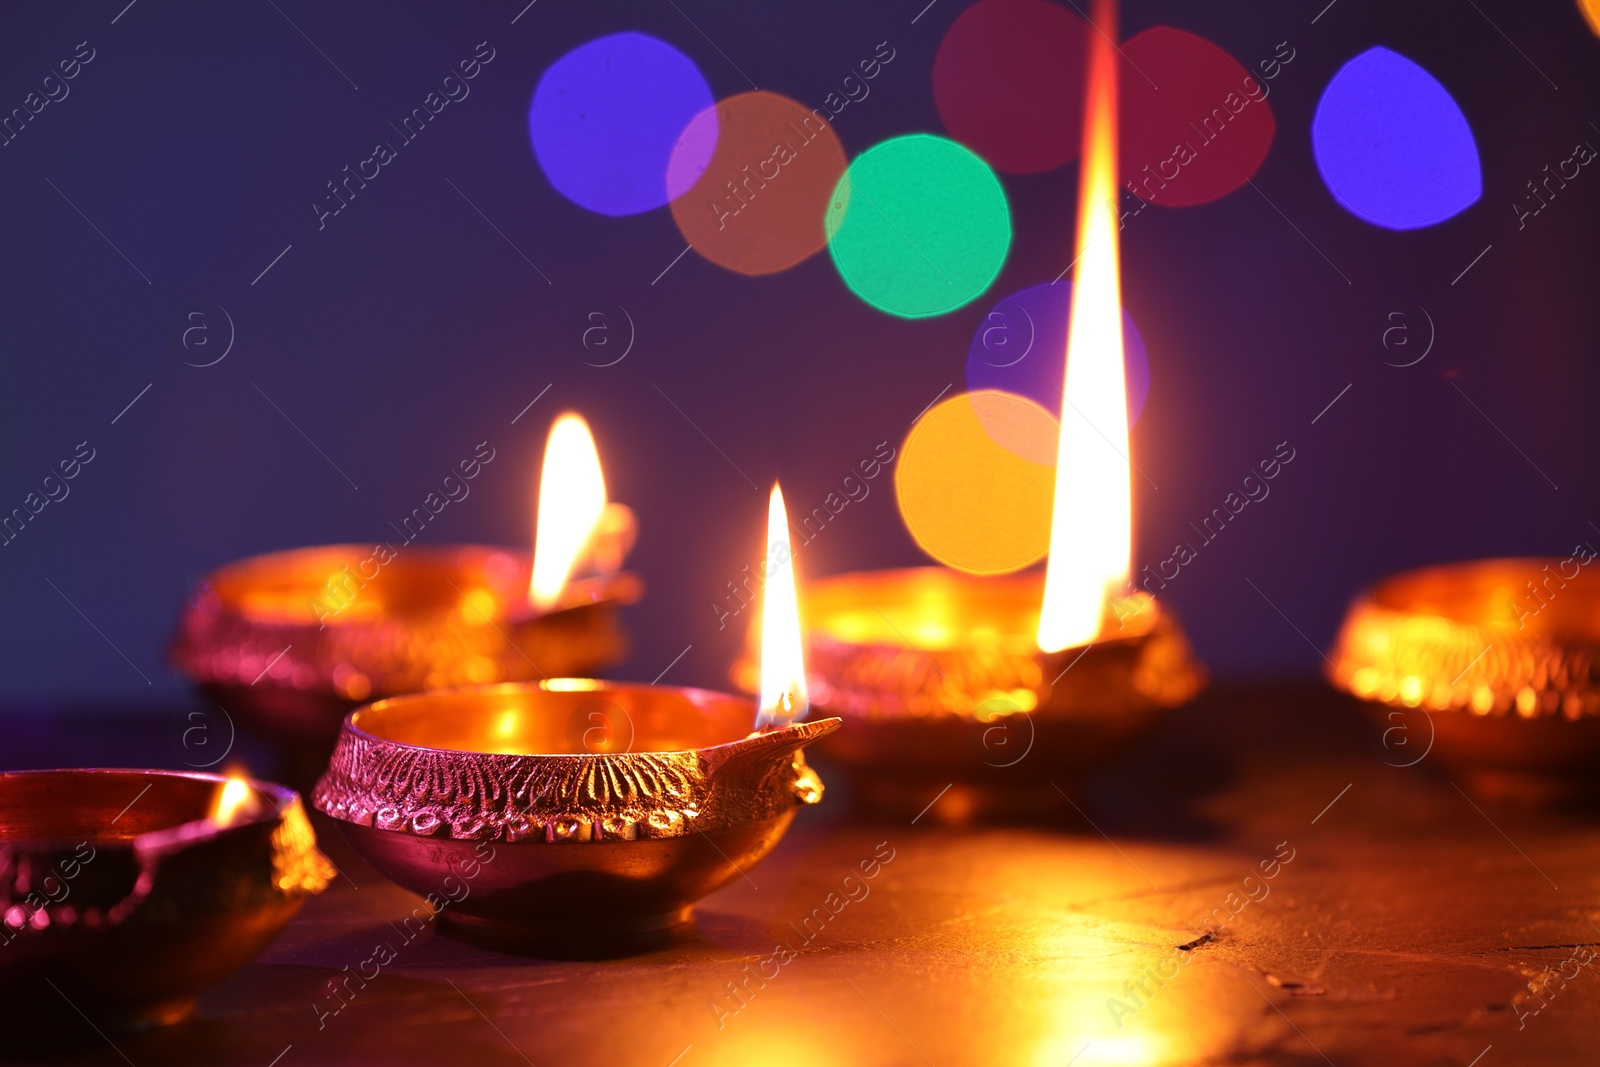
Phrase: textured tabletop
[{"left": 5, "top": 684, "right": 1597, "bottom": 1067}]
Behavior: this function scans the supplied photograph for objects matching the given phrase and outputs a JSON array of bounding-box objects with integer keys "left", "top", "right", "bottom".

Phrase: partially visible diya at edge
[
  {"left": 1331, "top": 556, "right": 1600, "bottom": 802},
  {"left": 0, "top": 769, "right": 331, "bottom": 1029}
]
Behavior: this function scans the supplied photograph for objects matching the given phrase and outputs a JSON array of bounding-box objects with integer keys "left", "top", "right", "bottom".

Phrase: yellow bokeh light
[
  {"left": 894, "top": 390, "right": 1058, "bottom": 575},
  {"left": 456, "top": 586, "right": 498, "bottom": 623}
]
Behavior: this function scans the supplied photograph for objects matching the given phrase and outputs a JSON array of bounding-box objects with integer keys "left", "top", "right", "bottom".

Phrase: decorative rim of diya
[
  {"left": 170, "top": 543, "right": 642, "bottom": 706},
  {"left": 1330, "top": 556, "right": 1600, "bottom": 721},
  {"left": 312, "top": 681, "right": 841, "bottom": 844},
  {"left": 732, "top": 566, "right": 1206, "bottom": 721}
]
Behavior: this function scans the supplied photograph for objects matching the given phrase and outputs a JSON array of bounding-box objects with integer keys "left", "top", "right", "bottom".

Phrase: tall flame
[
  {"left": 756, "top": 483, "right": 809, "bottom": 730},
  {"left": 530, "top": 413, "right": 609, "bottom": 610},
  {"left": 208, "top": 773, "right": 261, "bottom": 828},
  {"left": 1038, "top": 0, "right": 1133, "bottom": 653}
]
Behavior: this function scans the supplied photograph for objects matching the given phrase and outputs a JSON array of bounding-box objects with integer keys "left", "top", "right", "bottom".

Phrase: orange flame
[
  {"left": 756, "top": 484, "right": 809, "bottom": 729},
  {"left": 1036, "top": 0, "right": 1139, "bottom": 652},
  {"left": 208, "top": 773, "right": 261, "bottom": 828},
  {"left": 1038, "top": 0, "right": 1133, "bottom": 653},
  {"left": 530, "top": 413, "right": 609, "bottom": 610}
]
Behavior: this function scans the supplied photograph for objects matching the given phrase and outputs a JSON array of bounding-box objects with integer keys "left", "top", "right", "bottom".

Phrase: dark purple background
[{"left": 0, "top": 0, "right": 1595, "bottom": 704}]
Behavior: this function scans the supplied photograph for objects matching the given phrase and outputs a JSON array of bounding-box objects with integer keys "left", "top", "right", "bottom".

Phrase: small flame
[
  {"left": 208, "top": 774, "right": 261, "bottom": 828},
  {"left": 1038, "top": 0, "right": 1133, "bottom": 653},
  {"left": 530, "top": 413, "right": 609, "bottom": 610},
  {"left": 756, "top": 483, "right": 809, "bottom": 730}
]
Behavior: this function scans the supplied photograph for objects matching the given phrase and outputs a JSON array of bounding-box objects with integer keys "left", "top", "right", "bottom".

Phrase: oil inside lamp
[
  {"left": 756, "top": 483, "right": 809, "bottom": 730},
  {"left": 1038, "top": 0, "right": 1132, "bottom": 654}
]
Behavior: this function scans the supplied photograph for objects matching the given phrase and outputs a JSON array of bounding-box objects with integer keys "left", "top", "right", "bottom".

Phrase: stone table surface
[{"left": 4, "top": 682, "right": 1598, "bottom": 1067}]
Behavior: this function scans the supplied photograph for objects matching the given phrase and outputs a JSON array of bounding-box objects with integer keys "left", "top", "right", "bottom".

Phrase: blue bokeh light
[
  {"left": 1311, "top": 46, "right": 1481, "bottom": 231},
  {"left": 965, "top": 281, "right": 1150, "bottom": 432},
  {"left": 529, "top": 32, "right": 716, "bottom": 217}
]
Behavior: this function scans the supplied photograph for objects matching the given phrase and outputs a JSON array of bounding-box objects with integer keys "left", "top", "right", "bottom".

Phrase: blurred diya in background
[
  {"left": 1331, "top": 555, "right": 1600, "bottom": 803},
  {"left": 735, "top": 10, "right": 1205, "bottom": 823},
  {"left": 733, "top": 568, "right": 1203, "bottom": 823},
  {"left": 314, "top": 484, "right": 839, "bottom": 953},
  {"left": 0, "top": 769, "right": 331, "bottom": 1029},
  {"left": 170, "top": 413, "right": 640, "bottom": 746}
]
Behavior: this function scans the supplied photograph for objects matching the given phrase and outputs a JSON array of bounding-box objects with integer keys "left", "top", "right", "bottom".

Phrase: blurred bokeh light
[
  {"left": 826, "top": 134, "right": 1011, "bottom": 318},
  {"left": 895, "top": 390, "right": 1056, "bottom": 574},
  {"left": 1118, "top": 27, "right": 1277, "bottom": 207},
  {"left": 932, "top": 0, "right": 1090, "bottom": 174},
  {"left": 668, "top": 91, "right": 847, "bottom": 276},
  {"left": 528, "top": 31, "right": 714, "bottom": 216},
  {"left": 1312, "top": 46, "right": 1481, "bottom": 230},
  {"left": 966, "top": 281, "right": 1150, "bottom": 451}
]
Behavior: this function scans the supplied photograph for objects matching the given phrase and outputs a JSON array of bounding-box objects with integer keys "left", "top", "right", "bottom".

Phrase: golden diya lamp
[
  {"left": 734, "top": 17, "right": 1204, "bottom": 822},
  {"left": 737, "top": 569, "right": 1203, "bottom": 822},
  {"left": 313, "top": 484, "right": 840, "bottom": 952},
  {"left": 1330, "top": 556, "right": 1600, "bottom": 802},
  {"left": 0, "top": 769, "right": 331, "bottom": 1029},
  {"left": 170, "top": 413, "right": 641, "bottom": 747}
]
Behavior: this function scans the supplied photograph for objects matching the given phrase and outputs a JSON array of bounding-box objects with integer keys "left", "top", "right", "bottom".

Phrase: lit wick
[
  {"left": 208, "top": 773, "right": 262, "bottom": 829},
  {"left": 530, "top": 413, "right": 632, "bottom": 611},
  {"left": 1038, "top": 0, "right": 1133, "bottom": 654},
  {"left": 755, "top": 483, "right": 809, "bottom": 730}
]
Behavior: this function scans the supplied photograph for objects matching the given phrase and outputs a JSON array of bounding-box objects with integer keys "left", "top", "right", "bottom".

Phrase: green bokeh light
[{"left": 826, "top": 134, "right": 1011, "bottom": 319}]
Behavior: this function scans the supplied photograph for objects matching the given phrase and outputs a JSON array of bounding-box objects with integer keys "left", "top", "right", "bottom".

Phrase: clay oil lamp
[
  {"left": 0, "top": 769, "right": 331, "bottom": 1028},
  {"left": 734, "top": 19, "right": 1204, "bottom": 822},
  {"left": 171, "top": 413, "right": 640, "bottom": 746},
  {"left": 1331, "top": 555, "right": 1600, "bottom": 802},
  {"left": 312, "top": 485, "right": 840, "bottom": 952}
]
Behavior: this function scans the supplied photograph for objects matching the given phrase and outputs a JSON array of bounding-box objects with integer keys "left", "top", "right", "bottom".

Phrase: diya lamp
[
  {"left": 312, "top": 483, "right": 840, "bottom": 952},
  {"left": 1331, "top": 556, "right": 1600, "bottom": 803},
  {"left": 170, "top": 412, "right": 641, "bottom": 748},
  {"left": 0, "top": 768, "right": 331, "bottom": 1029},
  {"left": 733, "top": 2, "right": 1204, "bottom": 822}
]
